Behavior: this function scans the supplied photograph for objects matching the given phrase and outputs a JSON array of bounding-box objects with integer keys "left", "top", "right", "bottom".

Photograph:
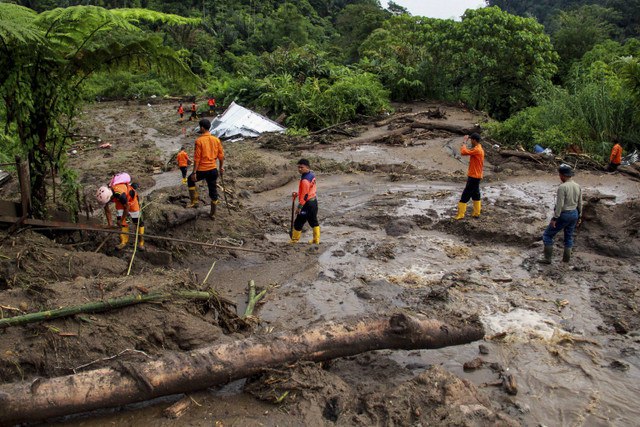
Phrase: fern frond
[
  {"left": 0, "top": 4, "right": 40, "bottom": 48},
  {"left": 111, "top": 8, "right": 201, "bottom": 27}
]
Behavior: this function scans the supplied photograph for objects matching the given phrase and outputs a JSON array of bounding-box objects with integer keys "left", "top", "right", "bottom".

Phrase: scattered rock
[{"left": 463, "top": 357, "right": 484, "bottom": 371}]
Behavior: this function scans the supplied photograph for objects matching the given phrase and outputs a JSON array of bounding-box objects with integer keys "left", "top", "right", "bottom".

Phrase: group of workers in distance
[
  {"left": 177, "top": 97, "right": 216, "bottom": 122},
  {"left": 94, "top": 118, "right": 627, "bottom": 260}
]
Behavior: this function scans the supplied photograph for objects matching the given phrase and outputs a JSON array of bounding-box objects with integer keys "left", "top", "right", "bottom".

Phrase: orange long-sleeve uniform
[
  {"left": 461, "top": 144, "right": 485, "bottom": 179},
  {"left": 111, "top": 183, "right": 140, "bottom": 213},
  {"left": 177, "top": 105, "right": 184, "bottom": 115},
  {"left": 176, "top": 150, "right": 190, "bottom": 167},
  {"left": 610, "top": 143, "right": 622, "bottom": 164},
  {"left": 297, "top": 171, "right": 317, "bottom": 209},
  {"left": 194, "top": 131, "right": 224, "bottom": 172}
]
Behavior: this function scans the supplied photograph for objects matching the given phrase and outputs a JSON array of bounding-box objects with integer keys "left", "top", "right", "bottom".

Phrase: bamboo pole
[
  {"left": 0, "top": 291, "right": 221, "bottom": 329},
  {"left": 0, "top": 313, "right": 484, "bottom": 424}
]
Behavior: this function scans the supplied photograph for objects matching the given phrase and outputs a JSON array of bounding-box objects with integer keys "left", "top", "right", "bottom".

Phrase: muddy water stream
[{"left": 57, "top": 115, "right": 640, "bottom": 426}]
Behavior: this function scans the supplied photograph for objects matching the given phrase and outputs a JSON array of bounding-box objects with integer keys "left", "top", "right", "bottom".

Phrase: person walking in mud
[
  {"left": 208, "top": 97, "right": 216, "bottom": 115},
  {"left": 177, "top": 102, "right": 184, "bottom": 122},
  {"left": 189, "top": 101, "right": 197, "bottom": 122},
  {"left": 539, "top": 164, "right": 582, "bottom": 264},
  {"left": 607, "top": 138, "right": 623, "bottom": 172},
  {"left": 176, "top": 147, "right": 190, "bottom": 184},
  {"left": 96, "top": 173, "right": 145, "bottom": 251},
  {"left": 454, "top": 132, "right": 484, "bottom": 220},
  {"left": 290, "top": 158, "right": 320, "bottom": 244},
  {"left": 187, "top": 118, "right": 224, "bottom": 219}
]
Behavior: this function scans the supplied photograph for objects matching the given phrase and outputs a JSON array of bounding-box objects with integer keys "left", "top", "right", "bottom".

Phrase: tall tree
[{"left": 0, "top": 4, "right": 197, "bottom": 216}]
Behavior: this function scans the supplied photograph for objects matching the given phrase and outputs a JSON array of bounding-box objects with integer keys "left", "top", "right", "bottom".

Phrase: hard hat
[
  {"left": 558, "top": 164, "right": 575, "bottom": 177},
  {"left": 96, "top": 186, "right": 113, "bottom": 205}
]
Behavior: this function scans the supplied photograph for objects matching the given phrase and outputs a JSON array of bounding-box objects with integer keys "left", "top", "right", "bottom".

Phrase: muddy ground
[{"left": 1, "top": 100, "right": 639, "bottom": 426}]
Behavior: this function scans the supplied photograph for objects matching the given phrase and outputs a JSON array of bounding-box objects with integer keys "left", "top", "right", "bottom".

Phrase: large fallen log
[
  {"left": 410, "top": 122, "right": 480, "bottom": 135},
  {"left": 0, "top": 313, "right": 483, "bottom": 424}
]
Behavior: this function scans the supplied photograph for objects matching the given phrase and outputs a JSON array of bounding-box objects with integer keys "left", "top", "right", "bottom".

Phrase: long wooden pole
[
  {"left": 0, "top": 313, "right": 484, "bottom": 424},
  {"left": 17, "top": 219, "right": 270, "bottom": 254}
]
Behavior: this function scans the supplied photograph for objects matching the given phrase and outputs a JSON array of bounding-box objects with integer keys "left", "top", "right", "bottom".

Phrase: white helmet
[{"left": 96, "top": 186, "right": 113, "bottom": 205}]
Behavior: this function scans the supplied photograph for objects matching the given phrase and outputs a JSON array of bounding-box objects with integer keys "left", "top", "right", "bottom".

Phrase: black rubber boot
[
  {"left": 562, "top": 248, "right": 571, "bottom": 263},
  {"left": 538, "top": 246, "right": 553, "bottom": 264}
]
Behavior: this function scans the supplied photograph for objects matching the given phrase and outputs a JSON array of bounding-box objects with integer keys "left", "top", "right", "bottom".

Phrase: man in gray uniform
[{"left": 540, "top": 164, "right": 583, "bottom": 264}]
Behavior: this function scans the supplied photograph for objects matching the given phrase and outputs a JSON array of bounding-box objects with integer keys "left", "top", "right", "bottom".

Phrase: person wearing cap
[
  {"left": 539, "top": 164, "right": 582, "bottom": 264},
  {"left": 188, "top": 118, "right": 224, "bottom": 219},
  {"left": 607, "top": 139, "right": 623, "bottom": 172},
  {"left": 290, "top": 158, "right": 320, "bottom": 244},
  {"left": 454, "top": 132, "right": 484, "bottom": 220},
  {"left": 95, "top": 175, "right": 145, "bottom": 251}
]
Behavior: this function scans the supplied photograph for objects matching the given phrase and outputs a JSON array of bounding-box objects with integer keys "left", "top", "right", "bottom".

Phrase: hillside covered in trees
[{"left": 1, "top": 0, "right": 640, "bottom": 213}]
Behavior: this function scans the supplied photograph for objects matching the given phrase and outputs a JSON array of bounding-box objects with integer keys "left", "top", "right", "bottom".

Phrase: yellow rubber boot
[
  {"left": 181, "top": 177, "right": 187, "bottom": 184},
  {"left": 188, "top": 187, "right": 199, "bottom": 208},
  {"left": 209, "top": 200, "right": 220, "bottom": 219},
  {"left": 472, "top": 200, "right": 482, "bottom": 218},
  {"left": 454, "top": 202, "right": 467, "bottom": 220},
  {"left": 137, "top": 226, "right": 145, "bottom": 251},
  {"left": 309, "top": 226, "right": 320, "bottom": 244},
  {"left": 116, "top": 226, "right": 129, "bottom": 250},
  {"left": 290, "top": 229, "right": 302, "bottom": 243}
]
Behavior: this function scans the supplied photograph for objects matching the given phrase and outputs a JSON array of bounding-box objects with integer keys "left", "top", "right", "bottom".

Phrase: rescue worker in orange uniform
[
  {"left": 189, "top": 102, "right": 197, "bottom": 121},
  {"left": 208, "top": 97, "right": 216, "bottom": 115},
  {"left": 290, "top": 158, "right": 320, "bottom": 244},
  {"left": 188, "top": 118, "right": 225, "bottom": 219},
  {"left": 96, "top": 175, "right": 145, "bottom": 251},
  {"left": 607, "top": 140, "right": 623, "bottom": 172},
  {"left": 455, "top": 132, "right": 484, "bottom": 220},
  {"left": 176, "top": 147, "right": 190, "bottom": 184},
  {"left": 177, "top": 103, "right": 184, "bottom": 122}
]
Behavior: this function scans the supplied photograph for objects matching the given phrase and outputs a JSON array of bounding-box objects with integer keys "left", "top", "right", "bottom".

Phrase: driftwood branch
[{"left": 0, "top": 313, "right": 483, "bottom": 424}]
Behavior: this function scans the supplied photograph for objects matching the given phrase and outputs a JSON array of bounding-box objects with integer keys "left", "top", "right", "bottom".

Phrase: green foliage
[
  {"left": 488, "top": 68, "right": 640, "bottom": 158},
  {"left": 548, "top": 5, "right": 620, "bottom": 81},
  {"left": 0, "top": 4, "right": 196, "bottom": 217}
]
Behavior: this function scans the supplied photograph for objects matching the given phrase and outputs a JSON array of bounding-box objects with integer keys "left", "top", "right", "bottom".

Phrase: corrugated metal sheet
[{"left": 209, "top": 102, "right": 286, "bottom": 139}]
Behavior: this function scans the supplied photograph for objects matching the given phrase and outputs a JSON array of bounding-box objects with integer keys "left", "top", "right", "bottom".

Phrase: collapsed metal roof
[{"left": 209, "top": 101, "right": 286, "bottom": 139}]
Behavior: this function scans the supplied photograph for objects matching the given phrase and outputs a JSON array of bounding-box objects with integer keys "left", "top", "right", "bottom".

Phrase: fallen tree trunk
[
  {"left": 0, "top": 313, "right": 483, "bottom": 424},
  {"left": 410, "top": 122, "right": 480, "bottom": 135}
]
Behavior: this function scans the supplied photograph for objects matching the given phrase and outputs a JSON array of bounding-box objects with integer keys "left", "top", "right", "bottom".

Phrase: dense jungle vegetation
[{"left": 1, "top": 0, "right": 639, "bottom": 215}]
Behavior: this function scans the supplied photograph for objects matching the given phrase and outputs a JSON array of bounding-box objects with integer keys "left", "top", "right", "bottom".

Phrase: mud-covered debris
[
  {"left": 608, "top": 360, "right": 630, "bottom": 372},
  {"left": 463, "top": 357, "right": 484, "bottom": 371}
]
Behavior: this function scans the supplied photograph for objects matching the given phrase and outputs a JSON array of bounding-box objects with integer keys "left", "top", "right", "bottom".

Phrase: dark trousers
[
  {"left": 180, "top": 166, "right": 188, "bottom": 178},
  {"left": 188, "top": 168, "right": 219, "bottom": 201},
  {"left": 294, "top": 199, "right": 319, "bottom": 231},
  {"left": 542, "top": 209, "right": 579, "bottom": 248},
  {"left": 607, "top": 162, "right": 620, "bottom": 172},
  {"left": 460, "top": 177, "right": 481, "bottom": 203}
]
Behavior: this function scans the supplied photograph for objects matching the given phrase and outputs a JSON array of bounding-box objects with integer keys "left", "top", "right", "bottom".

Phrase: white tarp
[{"left": 209, "top": 101, "right": 286, "bottom": 139}]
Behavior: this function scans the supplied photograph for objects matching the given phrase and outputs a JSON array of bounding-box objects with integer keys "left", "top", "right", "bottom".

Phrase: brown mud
[{"left": 1, "top": 100, "right": 639, "bottom": 426}]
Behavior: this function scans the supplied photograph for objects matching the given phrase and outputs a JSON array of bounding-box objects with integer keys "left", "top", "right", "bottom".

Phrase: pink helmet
[
  {"left": 96, "top": 186, "right": 113, "bottom": 205},
  {"left": 109, "top": 172, "right": 131, "bottom": 187}
]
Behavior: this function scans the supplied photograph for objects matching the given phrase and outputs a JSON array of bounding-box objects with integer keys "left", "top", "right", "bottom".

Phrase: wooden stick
[{"left": 22, "top": 223, "right": 270, "bottom": 254}]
